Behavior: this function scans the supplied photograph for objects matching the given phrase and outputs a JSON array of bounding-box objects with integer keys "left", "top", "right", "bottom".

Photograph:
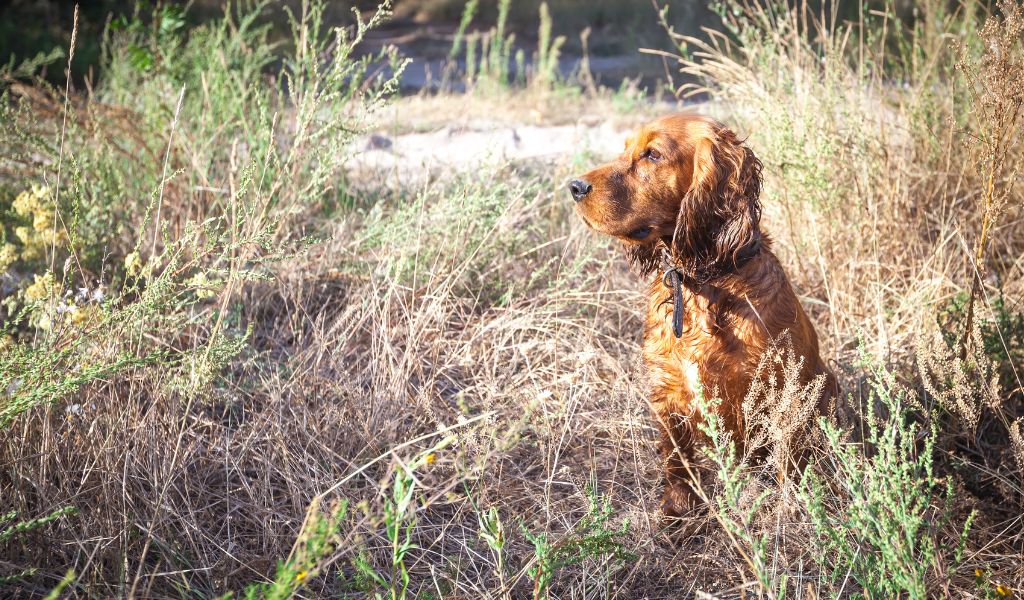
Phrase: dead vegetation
[{"left": 0, "top": 0, "right": 1022, "bottom": 598}]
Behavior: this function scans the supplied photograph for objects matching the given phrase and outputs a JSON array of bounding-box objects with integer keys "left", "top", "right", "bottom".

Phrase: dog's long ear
[{"left": 672, "top": 125, "right": 762, "bottom": 273}]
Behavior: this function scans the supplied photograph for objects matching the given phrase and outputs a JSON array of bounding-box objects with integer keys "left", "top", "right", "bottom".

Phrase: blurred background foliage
[{"left": 1, "top": 0, "right": 920, "bottom": 85}]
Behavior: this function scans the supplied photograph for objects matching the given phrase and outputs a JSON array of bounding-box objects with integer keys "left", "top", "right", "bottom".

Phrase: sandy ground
[
  {"left": 347, "top": 95, "right": 711, "bottom": 185},
  {"left": 349, "top": 119, "right": 627, "bottom": 183}
]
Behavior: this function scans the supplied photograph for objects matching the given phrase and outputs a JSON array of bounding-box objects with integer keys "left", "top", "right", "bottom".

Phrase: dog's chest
[{"left": 642, "top": 280, "right": 756, "bottom": 416}]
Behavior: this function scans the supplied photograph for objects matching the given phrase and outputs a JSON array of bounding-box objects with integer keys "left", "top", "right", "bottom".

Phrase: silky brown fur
[{"left": 572, "top": 114, "right": 836, "bottom": 516}]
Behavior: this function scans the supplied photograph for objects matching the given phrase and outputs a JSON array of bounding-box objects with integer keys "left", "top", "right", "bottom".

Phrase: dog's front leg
[{"left": 659, "top": 413, "right": 701, "bottom": 517}]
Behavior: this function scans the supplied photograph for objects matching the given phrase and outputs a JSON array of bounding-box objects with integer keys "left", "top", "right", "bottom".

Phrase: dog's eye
[
  {"left": 643, "top": 148, "right": 662, "bottom": 161},
  {"left": 627, "top": 227, "right": 653, "bottom": 240}
]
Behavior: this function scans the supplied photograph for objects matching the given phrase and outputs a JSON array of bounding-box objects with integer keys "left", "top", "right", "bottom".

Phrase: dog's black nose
[{"left": 568, "top": 179, "right": 592, "bottom": 202}]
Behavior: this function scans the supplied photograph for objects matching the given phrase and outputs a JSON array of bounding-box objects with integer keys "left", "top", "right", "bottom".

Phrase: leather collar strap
[{"left": 660, "top": 236, "right": 762, "bottom": 338}]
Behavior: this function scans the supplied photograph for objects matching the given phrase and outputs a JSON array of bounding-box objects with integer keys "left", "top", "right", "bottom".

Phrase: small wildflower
[
  {"left": 294, "top": 570, "right": 308, "bottom": 582},
  {"left": 32, "top": 209, "right": 55, "bottom": 233},
  {"left": 425, "top": 453, "right": 436, "bottom": 465},
  {"left": 977, "top": 568, "right": 985, "bottom": 578},
  {"left": 0, "top": 243, "right": 17, "bottom": 272},
  {"left": 14, "top": 226, "right": 32, "bottom": 246},
  {"left": 12, "top": 186, "right": 47, "bottom": 217},
  {"left": 11, "top": 186, "right": 66, "bottom": 261},
  {"left": 996, "top": 584, "right": 1012, "bottom": 597},
  {"left": 10, "top": 184, "right": 66, "bottom": 259},
  {"left": 187, "top": 272, "right": 222, "bottom": 299},
  {"left": 125, "top": 251, "right": 142, "bottom": 277},
  {"left": 68, "top": 304, "right": 95, "bottom": 327},
  {"left": 24, "top": 272, "right": 55, "bottom": 302}
]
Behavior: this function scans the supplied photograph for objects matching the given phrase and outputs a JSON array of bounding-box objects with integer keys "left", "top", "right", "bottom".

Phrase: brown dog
[{"left": 569, "top": 114, "right": 835, "bottom": 516}]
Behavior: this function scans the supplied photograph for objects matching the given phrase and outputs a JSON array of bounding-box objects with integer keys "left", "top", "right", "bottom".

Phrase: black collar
[{"left": 660, "top": 236, "right": 763, "bottom": 338}]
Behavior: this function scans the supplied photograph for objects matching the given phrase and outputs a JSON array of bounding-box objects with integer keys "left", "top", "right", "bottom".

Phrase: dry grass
[{"left": 1, "top": 0, "right": 1023, "bottom": 598}]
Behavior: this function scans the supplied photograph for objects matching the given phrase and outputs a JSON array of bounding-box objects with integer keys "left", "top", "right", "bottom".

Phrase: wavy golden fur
[{"left": 570, "top": 114, "right": 836, "bottom": 516}]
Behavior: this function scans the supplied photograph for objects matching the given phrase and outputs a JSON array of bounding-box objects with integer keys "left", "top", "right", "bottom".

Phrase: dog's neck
[
  {"left": 660, "top": 232, "right": 763, "bottom": 287},
  {"left": 659, "top": 233, "right": 765, "bottom": 338}
]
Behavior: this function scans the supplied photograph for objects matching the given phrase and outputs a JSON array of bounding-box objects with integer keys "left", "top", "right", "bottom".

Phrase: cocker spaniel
[{"left": 569, "top": 114, "right": 836, "bottom": 516}]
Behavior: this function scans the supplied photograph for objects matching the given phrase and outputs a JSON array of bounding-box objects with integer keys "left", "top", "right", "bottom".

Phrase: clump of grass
[
  {"left": 522, "top": 487, "right": 634, "bottom": 600},
  {"left": 358, "top": 173, "right": 524, "bottom": 295},
  {"left": 693, "top": 387, "right": 784, "bottom": 598},
  {"left": 532, "top": 2, "right": 565, "bottom": 90},
  {"left": 801, "top": 353, "right": 973, "bottom": 597},
  {"left": 917, "top": 325, "right": 1001, "bottom": 437},
  {"left": 448, "top": 0, "right": 566, "bottom": 95},
  {"left": 742, "top": 334, "right": 828, "bottom": 477},
  {"left": 452, "top": 0, "right": 514, "bottom": 93},
  {"left": 954, "top": 0, "right": 1024, "bottom": 355}
]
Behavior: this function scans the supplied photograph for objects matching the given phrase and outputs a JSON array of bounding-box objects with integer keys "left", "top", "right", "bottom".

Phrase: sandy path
[{"left": 347, "top": 117, "right": 637, "bottom": 187}]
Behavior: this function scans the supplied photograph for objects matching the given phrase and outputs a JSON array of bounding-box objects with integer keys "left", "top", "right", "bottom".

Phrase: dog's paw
[{"left": 660, "top": 483, "right": 702, "bottom": 518}]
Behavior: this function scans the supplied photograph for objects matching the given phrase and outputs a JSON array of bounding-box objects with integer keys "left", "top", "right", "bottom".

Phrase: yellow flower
[
  {"left": 996, "top": 584, "right": 1012, "bottom": 597},
  {"left": 32, "top": 209, "right": 53, "bottom": 233},
  {"left": 24, "top": 272, "right": 55, "bottom": 302},
  {"left": 68, "top": 304, "right": 96, "bottom": 327},
  {"left": 187, "top": 272, "right": 222, "bottom": 299},
  {"left": 12, "top": 189, "right": 38, "bottom": 217},
  {"left": 14, "top": 226, "right": 32, "bottom": 246},
  {"left": 125, "top": 251, "right": 142, "bottom": 277},
  {"left": 13, "top": 186, "right": 49, "bottom": 220},
  {"left": 11, "top": 186, "right": 66, "bottom": 261},
  {"left": 13, "top": 225, "right": 47, "bottom": 261},
  {"left": 295, "top": 570, "right": 308, "bottom": 582},
  {"left": 977, "top": 568, "right": 985, "bottom": 578},
  {"left": 0, "top": 243, "right": 17, "bottom": 272},
  {"left": 425, "top": 453, "right": 436, "bottom": 465}
]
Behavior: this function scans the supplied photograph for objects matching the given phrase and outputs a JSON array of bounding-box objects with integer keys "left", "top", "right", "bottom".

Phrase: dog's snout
[{"left": 568, "top": 179, "right": 592, "bottom": 202}]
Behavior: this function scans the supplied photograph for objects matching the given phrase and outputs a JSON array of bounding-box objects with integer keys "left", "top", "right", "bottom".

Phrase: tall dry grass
[
  {"left": 653, "top": 0, "right": 1024, "bottom": 593},
  {"left": 0, "top": 0, "right": 1022, "bottom": 598}
]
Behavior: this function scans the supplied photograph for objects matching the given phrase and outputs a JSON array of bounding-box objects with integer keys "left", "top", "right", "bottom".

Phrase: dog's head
[{"left": 569, "top": 114, "right": 762, "bottom": 276}]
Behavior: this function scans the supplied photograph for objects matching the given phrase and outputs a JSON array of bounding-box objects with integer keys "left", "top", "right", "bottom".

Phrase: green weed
[
  {"left": 801, "top": 352, "right": 973, "bottom": 598},
  {"left": 522, "top": 487, "right": 634, "bottom": 600}
]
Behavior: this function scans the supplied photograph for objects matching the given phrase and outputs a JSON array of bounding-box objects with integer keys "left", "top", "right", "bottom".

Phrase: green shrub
[
  {"left": 694, "top": 386, "right": 783, "bottom": 598},
  {"left": 449, "top": 0, "right": 566, "bottom": 94},
  {"left": 801, "top": 354, "right": 973, "bottom": 598},
  {"left": 522, "top": 487, "right": 634, "bottom": 600},
  {"left": 0, "top": 0, "right": 404, "bottom": 425}
]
